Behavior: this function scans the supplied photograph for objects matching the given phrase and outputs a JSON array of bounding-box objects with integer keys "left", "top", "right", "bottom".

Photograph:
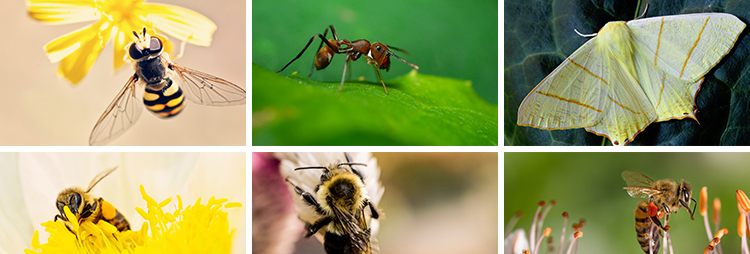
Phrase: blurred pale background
[
  {"left": 285, "top": 152, "right": 499, "bottom": 254},
  {"left": 0, "top": 0, "right": 245, "bottom": 145},
  {"left": 505, "top": 153, "right": 750, "bottom": 254}
]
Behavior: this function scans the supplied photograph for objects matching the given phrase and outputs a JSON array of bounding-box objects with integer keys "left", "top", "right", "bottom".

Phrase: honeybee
[
  {"left": 622, "top": 170, "right": 696, "bottom": 253},
  {"left": 285, "top": 152, "right": 381, "bottom": 254},
  {"left": 55, "top": 167, "right": 130, "bottom": 232},
  {"left": 88, "top": 28, "right": 246, "bottom": 146}
]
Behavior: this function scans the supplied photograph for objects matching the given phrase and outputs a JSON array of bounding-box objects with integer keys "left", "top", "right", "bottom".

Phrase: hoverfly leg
[{"left": 172, "top": 33, "right": 193, "bottom": 61}]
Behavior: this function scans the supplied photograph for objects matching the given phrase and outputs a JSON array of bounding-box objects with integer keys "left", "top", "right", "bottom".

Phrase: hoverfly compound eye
[
  {"left": 149, "top": 37, "right": 163, "bottom": 54},
  {"left": 129, "top": 43, "right": 147, "bottom": 60}
]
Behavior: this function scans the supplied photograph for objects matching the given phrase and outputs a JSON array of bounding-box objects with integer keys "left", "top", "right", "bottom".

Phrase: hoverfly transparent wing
[
  {"left": 169, "top": 64, "right": 246, "bottom": 106},
  {"left": 622, "top": 170, "right": 656, "bottom": 187},
  {"left": 85, "top": 166, "right": 118, "bottom": 193},
  {"left": 89, "top": 75, "right": 143, "bottom": 146}
]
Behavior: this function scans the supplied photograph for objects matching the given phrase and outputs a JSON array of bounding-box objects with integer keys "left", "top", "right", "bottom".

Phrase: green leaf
[
  {"left": 505, "top": 0, "right": 749, "bottom": 145},
  {"left": 252, "top": 63, "right": 498, "bottom": 145}
]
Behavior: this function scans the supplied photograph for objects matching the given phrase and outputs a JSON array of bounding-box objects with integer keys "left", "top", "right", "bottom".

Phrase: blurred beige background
[{"left": 0, "top": 0, "right": 245, "bottom": 145}]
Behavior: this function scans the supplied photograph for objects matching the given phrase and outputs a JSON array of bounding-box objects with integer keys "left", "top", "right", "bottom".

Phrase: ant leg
[
  {"left": 339, "top": 55, "right": 350, "bottom": 92},
  {"left": 373, "top": 66, "right": 388, "bottom": 95},
  {"left": 277, "top": 34, "right": 339, "bottom": 74}
]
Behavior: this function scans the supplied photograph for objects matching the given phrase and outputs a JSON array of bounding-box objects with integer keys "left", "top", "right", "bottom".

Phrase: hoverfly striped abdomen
[{"left": 143, "top": 79, "right": 185, "bottom": 118}]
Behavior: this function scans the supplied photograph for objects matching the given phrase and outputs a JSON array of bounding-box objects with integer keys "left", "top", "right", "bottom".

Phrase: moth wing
[
  {"left": 627, "top": 13, "right": 745, "bottom": 82},
  {"left": 517, "top": 38, "right": 605, "bottom": 130},
  {"left": 518, "top": 34, "right": 657, "bottom": 145},
  {"left": 633, "top": 48, "right": 702, "bottom": 122}
]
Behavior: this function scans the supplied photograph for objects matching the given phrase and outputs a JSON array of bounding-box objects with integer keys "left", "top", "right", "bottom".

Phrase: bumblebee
[
  {"left": 88, "top": 28, "right": 246, "bottom": 146},
  {"left": 55, "top": 167, "right": 130, "bottom": 232},
  {"left": 622, "top": 170, "right": 695, "bottom": 253},
  {"left": 285, "top": 153, "right": 381, "bottom": 254}
]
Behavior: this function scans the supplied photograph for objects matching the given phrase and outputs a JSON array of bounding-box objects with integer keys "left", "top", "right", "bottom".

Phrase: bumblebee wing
[
  {"left": 89, "top": 75, "right": 143, "bottom": 146},
  {"left": 332, "top": 204, "right": 372, "bottom": 254},
  {"left": 623, "top": 186, "right": 663, "bottom": 198},
  {"left": 169, "top": 64, "right": 246, "bottom": 106},
  {"left": 621, "top": 170, "right": 656, "bottom": 187},
  {"left": 85, "top": 166, "right": 118, "bottom": 192}
]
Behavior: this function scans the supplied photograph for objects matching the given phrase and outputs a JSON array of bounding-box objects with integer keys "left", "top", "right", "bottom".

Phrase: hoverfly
[{"left": 88, "top": 28, "right": 246, "bottom": 145}]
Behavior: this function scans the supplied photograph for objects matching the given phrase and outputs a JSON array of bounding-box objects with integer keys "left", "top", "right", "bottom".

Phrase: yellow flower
[
  {"left": 27, "top": 0, "right": 218, "bottom": 84},
  {"left": 25, "top": 185, "right": 242, "bottom": 254}
]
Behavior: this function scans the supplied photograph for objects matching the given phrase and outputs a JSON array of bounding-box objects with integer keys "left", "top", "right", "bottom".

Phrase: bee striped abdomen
[
  {"left": 143, "top": 79, "right": 185, "bottom": 118},
  {"left": 635, "top": 200, "right": 660, "bottom": 253}
]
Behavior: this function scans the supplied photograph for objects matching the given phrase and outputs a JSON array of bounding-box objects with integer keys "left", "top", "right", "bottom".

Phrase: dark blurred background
[
  {"left": 252, "top": 0, "right": 498, "bottom": 105},
  {"left": 505, "top": 153, "right": 750, "bottom": 254}
]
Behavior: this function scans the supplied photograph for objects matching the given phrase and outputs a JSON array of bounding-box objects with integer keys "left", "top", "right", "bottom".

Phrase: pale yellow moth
[{"left": 517, "top": 13, "right": 745, "bottom": 145}]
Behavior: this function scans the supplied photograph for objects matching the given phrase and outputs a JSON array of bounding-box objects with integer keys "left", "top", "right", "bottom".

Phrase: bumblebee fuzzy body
[
  {"left": 285, "top": 153, "right": 381, "bottom": 254},
  {"left": 55, "top": 167, "right": 130, "bottom": 232},
  {"left": 622, "top": 171, "right": 695, "bottom": 253}
]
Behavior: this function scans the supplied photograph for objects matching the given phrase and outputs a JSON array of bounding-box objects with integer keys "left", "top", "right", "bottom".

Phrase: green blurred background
[
  {"left": 252, "top": 0, "right": 498, "bottom": 105},
  {"left": 505, "top": 153, "right": 750, "bottom": 254}
]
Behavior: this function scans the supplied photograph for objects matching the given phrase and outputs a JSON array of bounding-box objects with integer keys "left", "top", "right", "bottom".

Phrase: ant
[{"left": 276, "top": 25, "right": 419, "bottom": 95}]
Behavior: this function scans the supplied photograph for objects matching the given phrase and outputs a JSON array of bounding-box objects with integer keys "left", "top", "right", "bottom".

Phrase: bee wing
[
  {"left": 623, "top": 186, "right": 663, "bottom": 198},
  {"left": 85, "top": 166, "right": 118, "bottom": 192},
  {"left": 89, "top": 75, "right": 143, "bottom": 146},
  {"left": 621, "top": 170, "right": 656, "bottom": 187},
  {"left": 169, "top": 64, "right": 246, "bottom": 106},
  {"left": 332, "top": 204, "right": 373, "bottom": 254}
]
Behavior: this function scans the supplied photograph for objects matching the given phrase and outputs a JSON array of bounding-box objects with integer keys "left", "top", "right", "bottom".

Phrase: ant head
[{"left": 369, "top": 43, "right": 392, "bottom": 71}]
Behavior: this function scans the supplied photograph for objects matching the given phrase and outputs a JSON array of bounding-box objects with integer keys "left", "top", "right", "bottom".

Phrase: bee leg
[
  {"left": 366, "top": 199, "right": 380, "bottom": 219},
  {"left": 305, "top": 216, "right": 332, "bottom": 237},
  {"left": 285, "top": 178, "right": 326, "bottom": 215}
]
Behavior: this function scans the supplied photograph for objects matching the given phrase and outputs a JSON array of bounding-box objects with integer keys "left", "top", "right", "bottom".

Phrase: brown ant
[{"left": 276, "top": 25, "right": 419, "bottom": 95}]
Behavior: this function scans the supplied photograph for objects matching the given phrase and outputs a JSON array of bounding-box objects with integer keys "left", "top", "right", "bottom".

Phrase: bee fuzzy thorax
[{"left": 317, "top": 170, "right": 367, "bottom": 215}]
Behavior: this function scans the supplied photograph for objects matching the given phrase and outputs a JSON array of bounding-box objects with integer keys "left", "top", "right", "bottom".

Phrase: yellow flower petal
[
  {"left": 27, "top": 0, "right": 98, "bottom": 24},
  {"left": 44, "top": 19, "right": 113, "bottom": 84},
  {"left": 143, "top": 3, "right": 217, "bottom": 46}
]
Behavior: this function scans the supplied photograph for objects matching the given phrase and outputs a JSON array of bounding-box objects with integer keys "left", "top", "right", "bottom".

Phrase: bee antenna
[
  {"left": 338, "top": 162, "right": 367, "bottom": 167},
  {"left": 132, "top": 30, "right": 139, "bottom": 38},
  {"left": 294, "top": 166, "right": 328, "bottom": 171},
  {"left": 142, "top": 27, "right": 146, "bottom": 36}
]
